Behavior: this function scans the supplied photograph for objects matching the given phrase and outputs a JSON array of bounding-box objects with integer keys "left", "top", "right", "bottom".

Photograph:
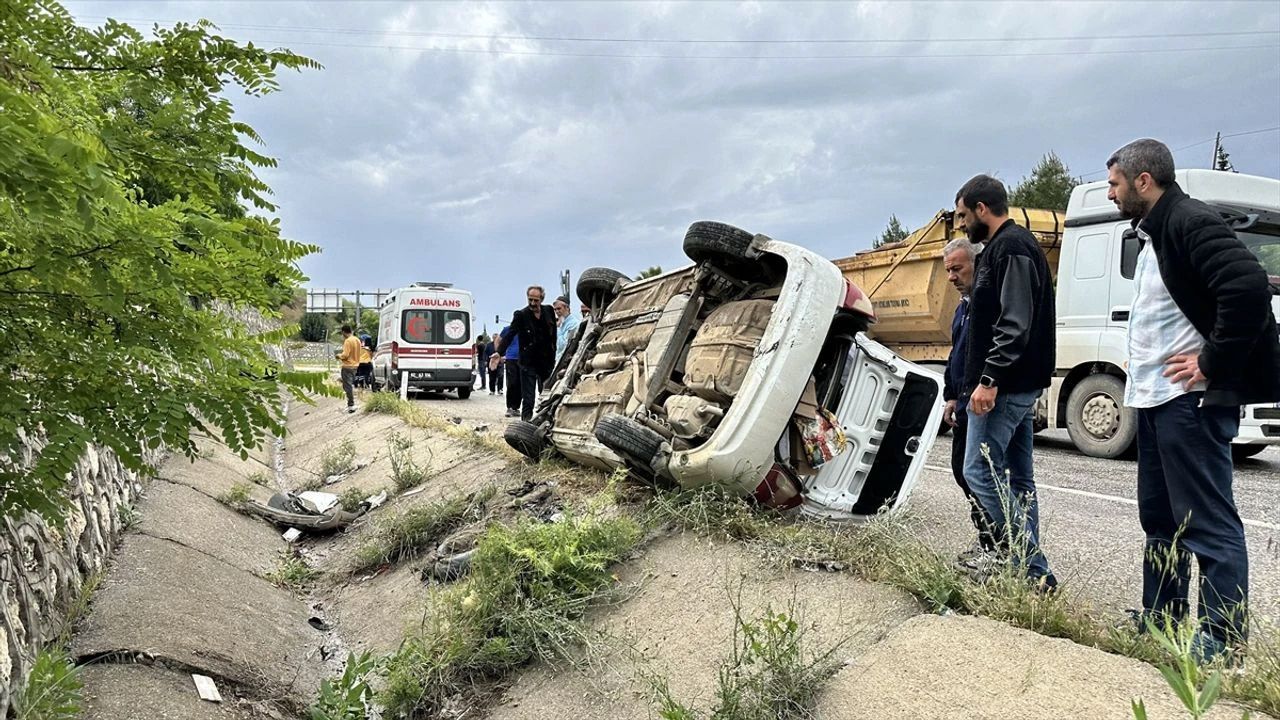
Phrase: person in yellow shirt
[
  {"left": 334, "top": 324, "right": 361, "bottom": 413},
  {"left": 356, "top": 333, "right": 374, "bottom": 388}
]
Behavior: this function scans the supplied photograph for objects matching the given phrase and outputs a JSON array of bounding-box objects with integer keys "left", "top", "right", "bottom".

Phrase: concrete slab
[
  {"left": 80, "top": 663, "right": 276, "bottom": 720},
  {"left": 327, "top": 564, "right": 427, "bottom": 656},
  {"left": 488, "top": 532, "right": 920, "bottom": 720},
  {"left": 818, "top": 613, "right": 1258, "bottom": 720},
  {"left": 159, "top": 451, "right": 274, "bottom": 504},
  {"left": 138, "top": 480, "right": 285, "bottom": 578},
  {"left": 72, "top": 534, "right": 326, "bottom": 705}
]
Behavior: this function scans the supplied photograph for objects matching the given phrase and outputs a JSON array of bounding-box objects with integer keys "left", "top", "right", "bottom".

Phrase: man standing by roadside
[
  {"left": 941, "top": 237, "right": 996, "bottom": 565},
  {"left": 955, "top": 175, "right": 1057, "bottom": 589},
  {"left": 495, "top": 325, "right": 520, "bottom": 416},
  {"left": 1107, "top": 138, "right": 1280, "bottom": 661},
  {"left": 334, "top": 324, "right": 361, "bottom": 414},
  {"left": 554, "top": 295, "right": 581, "bottom": 365},
  {"left": 474, "top": 335, "right": 490, "bottom": 391},
  {"left": 496, "top": 285, "right": 557, "bottom": 422}
]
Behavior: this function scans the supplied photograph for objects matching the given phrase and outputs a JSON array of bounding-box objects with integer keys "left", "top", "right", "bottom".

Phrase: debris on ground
[{"left": 192, "top": 674, "right": 222, "bottom": 702}]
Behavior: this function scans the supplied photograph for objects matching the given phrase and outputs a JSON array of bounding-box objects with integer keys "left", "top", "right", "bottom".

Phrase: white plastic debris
[
  {"left": 282, "top": 527, "right": 303, "bottom": 543},
  {"left": 297, "top": 491, "right": 340, "bottom": 514},
  {"left": 365, "top": 489, "right": 389, "bottom": 509},
  {"left": 192, "top": 674, "right": 222, "bottom": 702}
]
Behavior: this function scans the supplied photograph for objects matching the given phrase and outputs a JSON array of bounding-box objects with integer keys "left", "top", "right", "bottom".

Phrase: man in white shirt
[{"left": 1108, "top": 138, "right": 1280, "bottom": 663}]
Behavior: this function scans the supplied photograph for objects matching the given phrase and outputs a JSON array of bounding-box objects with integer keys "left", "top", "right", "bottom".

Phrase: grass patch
[
  {"left": 339, "top": 486, "right": 372, "bottom": 514},
  {"left": 379, "top": 511, "right": 643, "bottom": 718},
  {"left": 310, "top": 651, "right": 377, "bottom": 720},
  {"left": 267, "top": 551, "right": 320, "bottom": 590},
  {"left": 388, "top": 431, "right": 430, "bottom": 492},
  {"left": 217, "top": 481, "right": 253, "bottom": 506},
  {"left": 13, "top": 647, "right": 82, "bottom": 720},
  {"left": 650, "top": 592, "right": 844, "bottom": 720},
  {"left": 362, "top": 392, "right": 406, "bottom": 415},
  {"left": 351, "top": 490, "right": 492, "bottom": 574},
  {"left": 320, "top": 438, "right": 357, "bottom": 479},
  {"left": 115, "top": 503, "right": 141, "bottom": 531},
  {"left": 247, "top": 470, "right": 271, "bottom": 487}
]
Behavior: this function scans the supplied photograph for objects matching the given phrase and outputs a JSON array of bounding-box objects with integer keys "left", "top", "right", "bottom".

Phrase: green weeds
[
  {"left": 13, "top": 648, "right": 82, "bottom": 720},
  {"left": 310, "top": 651, "right": 377, "bottom": 720},
  {"left": 351, "top": 491, "right": 491, "bottom": 574},
  {"left": 388, "top": 431, "right": 429, "bottom": 492},
  {"left": 320, "top": 438, "right": 357, "bottom": 478}
]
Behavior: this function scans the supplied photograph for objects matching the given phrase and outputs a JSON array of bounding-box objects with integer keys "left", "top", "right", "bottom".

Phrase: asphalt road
[{"left": 403, "top": 387, "right": 1280, "bottom": 623}]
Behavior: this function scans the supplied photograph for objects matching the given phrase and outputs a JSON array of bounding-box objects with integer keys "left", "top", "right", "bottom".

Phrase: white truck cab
[
  {"left": 1045, "top": 169, "right": 1280, "bottom": 459},
  {"left": 372, "top": 283, "right": 476, "bottom": 399}
]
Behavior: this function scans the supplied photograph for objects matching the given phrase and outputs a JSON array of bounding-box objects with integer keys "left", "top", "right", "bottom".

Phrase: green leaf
[{"left": 1196, "top": 670, "right": 1223, "bottom": 711}]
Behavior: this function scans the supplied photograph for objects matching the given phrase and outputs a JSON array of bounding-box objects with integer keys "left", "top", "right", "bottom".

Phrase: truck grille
[{"left": 1255, "top": 408, "right": 1280, "bottom": 420}]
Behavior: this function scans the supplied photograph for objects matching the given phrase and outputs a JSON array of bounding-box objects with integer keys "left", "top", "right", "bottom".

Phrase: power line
[
  {"left": 1078, "top": 126, "right": 1280, "bottom": 179},
  {"left": 73, "top": 15, "right": 1280, "bottom": 46},
  {"left": 151, "top": 36, "right": 1280, "bottom": 61}
]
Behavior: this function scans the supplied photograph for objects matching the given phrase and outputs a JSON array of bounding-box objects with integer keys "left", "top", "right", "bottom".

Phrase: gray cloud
[{"left": 65, "top": 0, "right": 1280, "bottom": 330}]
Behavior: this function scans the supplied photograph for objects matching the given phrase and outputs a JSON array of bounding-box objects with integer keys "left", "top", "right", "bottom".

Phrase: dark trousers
[
  {"left": 476, "top": 363, "right": 487, "bottom": 389},
  {"left": 519, "top": 363, "right": 542, "bottom": 421},
  {"left": 951, "top": 409, "right": 996, "bottom": 551},
  {"left": 504, "top": 360, "right": 522, "bottom": 411},
  {"left": 1137, "top": 392, "right": 1247, "bottom": 649},
  {"left": 340, "top": 367, "right": 356, "bottom": 407},
  {"left": 491, "top": 362, "right": 504, "bottom": 392}
]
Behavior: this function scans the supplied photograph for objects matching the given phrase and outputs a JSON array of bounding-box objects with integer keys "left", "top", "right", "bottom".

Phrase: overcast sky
[{"left": 66, "top": 0, "right": 1280, "bottom": 333}]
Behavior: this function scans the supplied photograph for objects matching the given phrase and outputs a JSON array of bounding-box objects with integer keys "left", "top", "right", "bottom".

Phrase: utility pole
[
  {"left": 560, "top": 269, "right": 571, "bottom": 303},
  {"left": 1212, "top": 131, "right": 1221, "bottom": 169}
]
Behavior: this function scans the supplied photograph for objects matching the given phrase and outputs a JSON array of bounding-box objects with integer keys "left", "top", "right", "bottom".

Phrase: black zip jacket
[
  {"left": 962, "top": 219, "right": 1056, "bottom": 396},
  {"left": 496, "top": 305, "right": 557, "bottom": 380},
  {"left": 1135, "top": 182, "right": 1280, "bottom": 407}
]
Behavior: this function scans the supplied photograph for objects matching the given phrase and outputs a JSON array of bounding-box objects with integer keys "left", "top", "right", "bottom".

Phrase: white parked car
[{"left": 504, "top": 221, "right": 946, "bottom": 521}]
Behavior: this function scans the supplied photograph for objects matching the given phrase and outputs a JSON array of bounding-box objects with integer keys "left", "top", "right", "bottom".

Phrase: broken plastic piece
[
  {"left": 192, "top": 674, "right": 222, "bottom": 702},
  {"left": 282, "top": 527, "right": 303, "bottom": 543},
  {"left": 297, "top": 491, "right": 340, "bottom": 514}
]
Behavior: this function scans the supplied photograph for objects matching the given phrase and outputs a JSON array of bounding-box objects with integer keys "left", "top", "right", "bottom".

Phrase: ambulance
[{"left": 371, "top": 283, "right": 476, "bottom": 399}]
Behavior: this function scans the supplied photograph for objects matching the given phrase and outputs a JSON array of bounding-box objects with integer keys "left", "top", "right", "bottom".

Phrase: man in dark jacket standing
[
  {"left": 1107, "top": 138, "right": 1280, "bottom": 661},
  {"left": 954, "top": 174, "right": 1057, "bottom": 589},
  {"left": 942, "top": 237, "right": 996, "bottom": 564},
  {"left": 496, "top": 285, "right": 557, "bottom": 422}
]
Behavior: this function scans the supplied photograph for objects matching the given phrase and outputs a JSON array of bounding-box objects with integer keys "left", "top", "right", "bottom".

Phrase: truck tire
[
  {"left": 504, "top": 420, "right": 546, "bottom": 460},
  {"left": 457, "top": 386, "right": 472, "bottom": 400},
  {"left": 1231, "top": 444, "right": 1267, "bottom": 461},
  {"left": 1065, "top": 374, "right": 1136, "bottom": 459},
  {"left": 577, "top": 267, "right": 630, "bottom": 308},
  {"left": 683, "top": 221, "right": 755, "bottom": 268},
  {"left": 595, "top": 414, "right": 664, "bottom": 470}
]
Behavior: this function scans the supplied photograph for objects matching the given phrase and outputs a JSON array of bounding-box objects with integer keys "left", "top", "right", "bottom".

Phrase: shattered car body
[{"left": 504, "top": 221, "right": 946, "bottom": 521}]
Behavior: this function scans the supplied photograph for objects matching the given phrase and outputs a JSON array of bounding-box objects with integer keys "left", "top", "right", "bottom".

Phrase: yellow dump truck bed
[{"left": 834, "top": 208, "right": 1064, "bottom": 363}]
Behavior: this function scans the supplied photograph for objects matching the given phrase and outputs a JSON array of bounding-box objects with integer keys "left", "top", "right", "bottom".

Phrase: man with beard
[
  {"left": 1107, "top": 138, "right": 1280, "bottom": 662},
  {"left": 496, "top": 285, "right": 558, "bottom": 422},
  {"left": 954, "top": 175, "right": 1057, "bottom": 589},
  {"left": 942, "top": 237, "right": 996, "bottom": 565}
]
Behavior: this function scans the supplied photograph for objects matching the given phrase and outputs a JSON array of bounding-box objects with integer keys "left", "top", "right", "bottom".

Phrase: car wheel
[
  {"left": 683, "top": 220, "right": 755, "bottom": 268},
  {"left": 457, "top": 386, "right": 472, "bottom": 400},
  {"left": 595, "top": 414, "right": 664, "bottom": 471},
  {"left": 504, "top": 420, "right": 546, "bottom": 460},
  {"left": 576, "top": 267, "right": 630, "bottom": 308},
  {"left": 1231, "top": 444, "right": 1267, "bottom": 461},
  {"left": 1065, "top": 374, "right": 1136, "bottom": 459}
]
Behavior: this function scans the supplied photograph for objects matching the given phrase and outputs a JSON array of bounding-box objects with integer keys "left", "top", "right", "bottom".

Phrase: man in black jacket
[
  {"left": 496, "top": 285, "right": 557, "bottom": 422},
  {"left": 954, "top": 174, "right": 1057, "bottom": 589},
  {"left": 1107, "top": 138, "right": 1280, "bottom": 661}
]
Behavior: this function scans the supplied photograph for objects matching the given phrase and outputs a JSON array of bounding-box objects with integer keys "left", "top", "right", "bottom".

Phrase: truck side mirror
[{"left": 1120, "top": 228, "right": 1141, "bottom": 279}]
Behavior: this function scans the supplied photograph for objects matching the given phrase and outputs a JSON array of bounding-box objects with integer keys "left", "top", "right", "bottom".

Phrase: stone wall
[
  {"left": 0, "top": 436, "right": 142, "bottom": 717},
  {"left": 0, "top": 305, "right": 291, "bottom": 717}
]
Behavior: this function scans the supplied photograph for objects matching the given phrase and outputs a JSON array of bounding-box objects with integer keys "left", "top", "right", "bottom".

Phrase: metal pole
[
  {"left": 354, "top": 290, "right": 362, "bottom": 332},
  {"left": 1212, "top": 131, "right": 1221, "bottom": 169}
]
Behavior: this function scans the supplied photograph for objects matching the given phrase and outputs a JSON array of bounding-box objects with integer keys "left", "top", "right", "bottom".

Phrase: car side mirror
[{"left": 1120, "top": 228, "right": 1141, "bottom": 280}]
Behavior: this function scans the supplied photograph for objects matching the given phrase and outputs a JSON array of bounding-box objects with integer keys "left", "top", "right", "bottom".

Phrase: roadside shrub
[
  {"left": 387, "top": 431, "right": 429, "bottom": 491},
  {"left": 13, "top": 647, "right": 81, "bottom": 720},
  {"left": 379, "top": 512, "right": 642, "bottom": 718},
  {"left": 319, "top": 438, "right": 357, "bottom": 478}
]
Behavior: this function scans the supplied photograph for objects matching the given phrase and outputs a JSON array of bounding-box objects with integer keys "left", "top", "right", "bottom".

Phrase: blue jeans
[
  {"left": 1137, "top": 392, "right": 1247, "bottom": 653},
  {"left": 963, "top": 389, "right": 1052, "bottom": 579}
]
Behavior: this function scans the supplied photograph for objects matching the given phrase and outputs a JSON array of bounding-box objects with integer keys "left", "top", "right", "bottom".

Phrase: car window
[{"left": 401, "top": 310, "right": 470, "bottom": 345}]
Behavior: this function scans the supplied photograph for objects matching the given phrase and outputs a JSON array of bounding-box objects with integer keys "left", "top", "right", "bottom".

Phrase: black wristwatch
[{"left": 979, "top": 374, "right": 997, "bottom": 388}]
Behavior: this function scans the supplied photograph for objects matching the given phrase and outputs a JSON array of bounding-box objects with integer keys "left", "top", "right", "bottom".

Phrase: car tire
[
  {"left": 457, "top": 386, "right": 472, "bottom": 400},
  {"left": 576, "top": 267, "right": 630, "bottom": 308},
  {"left": 683, "top": 220, "right": 755, "bottom": 268},
  {"left": 504, "top": 420, "right": 546, "bottom": 460},
  {"left": 1231, "top": 444, "right": 1267, "bottom": 461},
  {"left": 1065, "top": 374, "right": 1136, "bottom": 459},
  {"left": 595, "top": 414, "right": 664, "bottom": 470}
]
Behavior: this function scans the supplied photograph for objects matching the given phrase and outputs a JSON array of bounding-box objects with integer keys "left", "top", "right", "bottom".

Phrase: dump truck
[{"left": 833, "top": 169, "right": 1280, "bottom": 460}]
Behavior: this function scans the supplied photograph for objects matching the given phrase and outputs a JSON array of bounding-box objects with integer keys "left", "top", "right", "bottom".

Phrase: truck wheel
[
  {"left": 1231, "top": 444, "right": 1267, "bottom": 462},
  {"left": 457, "top": 387, "right": 472, "bottom": 400},
  {"left": 1065, "top": 374, "right": 1136, "bottom": 459},
  {"left": 683, "top": 221, "right": 755, "bottom": 268},
  {"left": 576, "top": 267, "right": 630, "bottom": 308},
  {"left": 595, "top": 414, "right": 664, "bottom": 471},
  {"left": 504, "top": 420, "right": 546, "bottom": 460}
]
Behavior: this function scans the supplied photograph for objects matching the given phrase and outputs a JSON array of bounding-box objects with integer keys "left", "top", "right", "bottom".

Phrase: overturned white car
[{"left": 504, "top": 221, "right": 946, "bottom": 521}]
